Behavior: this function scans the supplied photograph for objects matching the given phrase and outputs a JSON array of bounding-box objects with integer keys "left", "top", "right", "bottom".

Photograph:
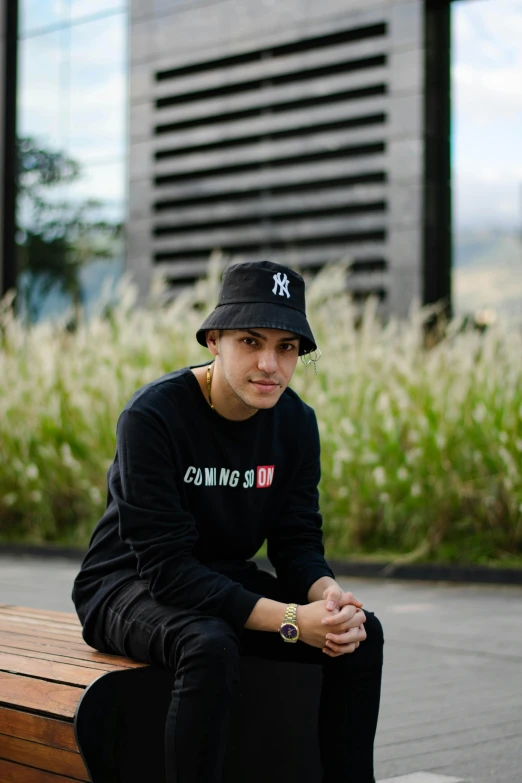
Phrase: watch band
[{"left": 279, "top": 603, "right": 300, "bottom": 643}]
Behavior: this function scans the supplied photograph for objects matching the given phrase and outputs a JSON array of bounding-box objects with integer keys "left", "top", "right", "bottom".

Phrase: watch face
[{"left": 281, "top": 623, "right": 299, "bottom": 640}]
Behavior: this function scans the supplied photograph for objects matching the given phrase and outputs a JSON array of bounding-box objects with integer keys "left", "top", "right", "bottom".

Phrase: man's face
[{"left": 208, "top": 327, "right": 300, "bottom": 413}]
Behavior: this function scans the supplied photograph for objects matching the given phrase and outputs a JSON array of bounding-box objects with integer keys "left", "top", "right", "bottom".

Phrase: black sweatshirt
[{"left": 72, "top": 364, "right": 335, "bottom": 646}]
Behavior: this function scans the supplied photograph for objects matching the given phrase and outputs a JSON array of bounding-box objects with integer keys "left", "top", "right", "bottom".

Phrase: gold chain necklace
[{"left": 206, "top": 365, "right": 215, "bottom": 410}]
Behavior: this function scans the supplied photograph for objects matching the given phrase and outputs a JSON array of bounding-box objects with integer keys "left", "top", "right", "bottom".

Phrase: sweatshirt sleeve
[
  {"left": 266, "top": 407, "right": 335, "bottom": 603},
  {"left": 110, "top": 407, "right": 262, "bottom": 632}
]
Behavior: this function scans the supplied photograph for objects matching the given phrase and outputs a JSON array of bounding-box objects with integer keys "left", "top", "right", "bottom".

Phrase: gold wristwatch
[{"left": 279, "top": 603, "right": 300, "bottom": 643}]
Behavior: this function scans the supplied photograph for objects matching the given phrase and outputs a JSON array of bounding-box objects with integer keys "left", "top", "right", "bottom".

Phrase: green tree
[{"left": 16, "top": 136, "right": 122, "bottom": 324}]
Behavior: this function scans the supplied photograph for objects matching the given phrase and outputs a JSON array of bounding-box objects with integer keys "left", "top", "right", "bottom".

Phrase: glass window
[
  {"left": 67, "top": 161, "right": 126, "bottom": 224},
  {"left": 17, "top": 30, "right": 67, "bottom": 150},
  {"left": 452, "top": 0, "right": 522, "bottom": 323},
  {"left": 70, "top": 1, "right": 125, "bottom": 21},
  {"left": 68, "top": 15, "right": 127, "bottom": 166},
  {"left": 19, "top": 0, "right": 70, "bottom": 37},
  {"left": 16, "top": 5, "right": 128, "bottom": 322}
]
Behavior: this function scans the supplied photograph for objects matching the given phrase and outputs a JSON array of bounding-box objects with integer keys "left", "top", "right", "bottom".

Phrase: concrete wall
[{"left": 128, "top": 0, "right": 426, "bottom": 316}]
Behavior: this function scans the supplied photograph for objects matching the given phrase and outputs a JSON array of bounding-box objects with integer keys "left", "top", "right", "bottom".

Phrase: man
[{"left": 72, "top": 260, "right": 383, "bottom": 783}]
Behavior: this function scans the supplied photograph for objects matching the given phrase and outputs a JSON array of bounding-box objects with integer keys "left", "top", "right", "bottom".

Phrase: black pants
[{"left": 97, "top": 568, "right": 383, "bottom": 783}]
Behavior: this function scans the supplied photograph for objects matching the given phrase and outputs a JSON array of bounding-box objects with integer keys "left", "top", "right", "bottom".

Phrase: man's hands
[
  {"left": 320, "top": 588, "right": 366, "bottom": 657},
  {"left": 297, "top": 588, "right": 366, "bottom": 657}
]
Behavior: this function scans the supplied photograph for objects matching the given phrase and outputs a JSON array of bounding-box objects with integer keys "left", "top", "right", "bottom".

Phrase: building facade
[
  {"left": 128, "top": 0, "right": 451, "bottom": 316},
  {"left": 1, "top": 1, "right": 519, "bottom": 323}
]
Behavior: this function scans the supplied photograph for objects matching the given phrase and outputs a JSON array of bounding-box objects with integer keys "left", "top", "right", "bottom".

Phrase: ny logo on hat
[{"left": 272, "top": 272, "right": 290, "bottom": 298}]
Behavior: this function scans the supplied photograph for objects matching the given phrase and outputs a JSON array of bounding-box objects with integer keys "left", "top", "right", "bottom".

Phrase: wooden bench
[
  {"left": 0, "top": 604, "right": 147, "bottom": 782},
  {"left": 0, "top": 605, "right": 323, "bottom": 782}
]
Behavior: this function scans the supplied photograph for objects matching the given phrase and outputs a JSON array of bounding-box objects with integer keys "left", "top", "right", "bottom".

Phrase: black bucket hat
[{"left": 196, "top": 260, "right": 317, "bottom": 356}]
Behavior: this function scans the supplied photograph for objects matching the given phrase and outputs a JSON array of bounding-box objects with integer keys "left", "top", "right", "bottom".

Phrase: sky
[{"left": 452, "top": 0, "right": 522, "bottom": 231}]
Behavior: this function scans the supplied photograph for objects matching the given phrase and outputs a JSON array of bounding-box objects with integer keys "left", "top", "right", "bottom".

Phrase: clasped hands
[{"left": 298, "top": 588, "right": 366, "bottom": 657}]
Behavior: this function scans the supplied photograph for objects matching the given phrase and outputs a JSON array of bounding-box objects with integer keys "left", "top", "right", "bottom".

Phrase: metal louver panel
[
  {"left": 150, "top": 22, "right": 388, "bottom": 299},
  {"left": 129, "top": 0, "right": 428, "bottom": 314}
]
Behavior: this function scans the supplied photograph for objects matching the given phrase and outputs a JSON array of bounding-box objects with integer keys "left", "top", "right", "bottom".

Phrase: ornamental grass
[{"left": 1, "top": 261, "right": 521, "bottom": 565}]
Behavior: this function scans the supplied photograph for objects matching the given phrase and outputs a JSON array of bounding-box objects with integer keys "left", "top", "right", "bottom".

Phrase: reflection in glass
[
  {"left": 18, "top": 30, "right": 67, "bottom": 150},
  {"left": 452, "top": 0, "right": 522, "bottom": 323},
  {"left": 69, "top": 15, "right": 127, "bottom": 165},
  {"left": 16, "top": 140, "right": 124, "bottom": 323},
  {"left": 70, "top": 1, "right": 125, "bottom": 21},
  {"left": 67, "top": 161, "right": 126, "bottom": 224},
  {"left": 19, "top": 0, "right": 70, "bottom": 36},
  {"left": 15, "top": 6, "right": 128, "bottom": 322}
]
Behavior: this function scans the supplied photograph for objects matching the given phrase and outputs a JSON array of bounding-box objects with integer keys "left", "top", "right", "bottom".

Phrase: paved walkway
[{"left": 1, "top": 554, "right": 521, "bottom": 783}]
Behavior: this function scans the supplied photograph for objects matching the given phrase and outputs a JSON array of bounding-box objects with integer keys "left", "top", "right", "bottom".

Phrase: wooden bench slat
[
  {"left": 0, "top": 643, "right": 127, "bottom": 672},
  {"left": 0, "top": 611, "right": 81, "bottom": 629},
  {"left": 0, "top": 757, "right": 83, "bottom": 783},
  {"left": 0, "top": 651, "right": 107, "bottom": 687},
  {"left": 0, "top": 618, "right": 84, "bottom": 638},
  {"left": 0, "top": 604, "right": 81, "bottom": 628},
  {"left": 0, "top": 706, "right": 78, "bottom": 752},
  {"left": 0, "top": 623, "right": 92, "bottom": 645},
  {"left": 0, "top": 733, "right": 89, "bottom": 781},
  {"left": 0, "top": 628, "right": 99, "bottom": 653},
  {"left": 0, "top": 632, "right": 147, "bottom": 668},
  {"left": 0, "top": 612, "right": 82, "bottom": 636},
  {"left": 0, "top": 606, "right": 83, "bottom": 623},
  {"left": 0, "top": 607, "right": 81, "bottom": 625},
  {"left": 0, "top": 671, "right": 83, "bottom": 719}
]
